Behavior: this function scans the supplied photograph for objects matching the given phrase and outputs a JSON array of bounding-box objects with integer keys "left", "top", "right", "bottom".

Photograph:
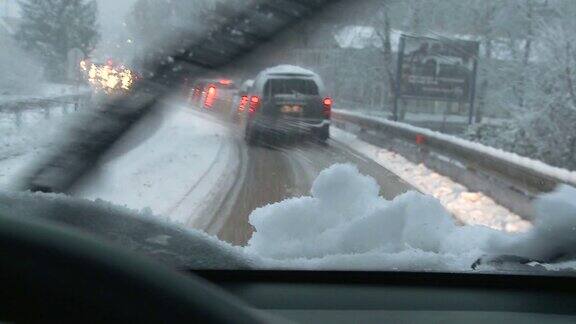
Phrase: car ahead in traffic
[
  {"left": 230, "top": 79, "right": 254, "bottom": 122},
  {"left": 241, "top": 65, "right": 332, "bottom": 145},
  {"left": 189, "top": 78, "right": 237, "bottom": 114}
]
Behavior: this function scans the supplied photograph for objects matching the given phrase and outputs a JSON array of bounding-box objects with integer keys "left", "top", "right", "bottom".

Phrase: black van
[{"left": 241, "top": 65, "right": 331, "bottom": 145}]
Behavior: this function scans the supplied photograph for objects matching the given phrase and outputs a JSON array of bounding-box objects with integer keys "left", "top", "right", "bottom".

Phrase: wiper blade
[
  {"left": 471, "top": 254, "right": 576, "bottom": 276},
  {"left": 19, "top": 0, "right": 342, "bottom": 193},
  {"left": 471, "top": 254, "right": 540, "bottom": 270}
]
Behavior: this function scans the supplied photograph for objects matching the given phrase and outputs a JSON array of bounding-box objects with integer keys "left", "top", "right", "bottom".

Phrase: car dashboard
[{"left": 194, "top": 270, "right": 576, "bottom": 323}]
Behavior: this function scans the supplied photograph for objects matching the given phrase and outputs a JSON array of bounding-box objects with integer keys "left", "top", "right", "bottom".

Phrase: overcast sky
[
  {"left": 94, "top": 0, "right": 137, "bottom": 58},
  {"left": 6, "top": 0, "right": 136, "bottom": 45},
  {"left": 5, "top": 0, "right": 136, "bottom": 24},
  {"left": 96, "top": 0, "right": 137, "bottom": 35}
]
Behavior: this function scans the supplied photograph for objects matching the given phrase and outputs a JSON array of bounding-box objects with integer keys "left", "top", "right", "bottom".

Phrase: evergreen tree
[{"left": 15, "top": 0, "right": 99, "bottom": 80}]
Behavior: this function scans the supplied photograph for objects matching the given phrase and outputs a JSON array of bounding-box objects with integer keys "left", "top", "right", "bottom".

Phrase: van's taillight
[
  {"left": 204, "top": 85, "right": 217, "bottom": 108},
  {"left": 238, "top": 95, "right": 249, "bottom": 112},
  {"left": 249, "top": 96, "right": 260, "bottom": 114},
  {"left": 322, "top": 97, "right": 332, "bottom": 118}
]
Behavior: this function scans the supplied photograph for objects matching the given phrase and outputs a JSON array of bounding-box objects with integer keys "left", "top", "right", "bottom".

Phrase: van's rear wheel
[
  {"left": 245, "top": 125, "right": 259, "bottom": 146},
  {"left": 317, "top": 125, "right": 329, "bottom": 142}
]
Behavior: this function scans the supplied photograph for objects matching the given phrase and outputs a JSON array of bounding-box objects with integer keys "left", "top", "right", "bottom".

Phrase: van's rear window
[{"left": 264, "top": 79, "right": 319, "bottom": 96}]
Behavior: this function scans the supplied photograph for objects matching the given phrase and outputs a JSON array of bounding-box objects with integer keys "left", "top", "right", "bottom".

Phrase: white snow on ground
[
  {"left": 0, "top": 112, "right": 67, "bottom": 159},
  {"left": 0, "top": 152, "right": 41, "bottom": 189},
  {"left": 243, "top": 164, "right": 576, "bottom": 271},
  {"left": 0, "top": 96, "right": 237, "bottom": 228},
  {"left": 0, "top": 108, "right": 77, "bottom": 189},
  {"left": 331, "top": 127, "right": 531, "bottom": 232},
  {"left": 335, "top": 110, "right": 576, "bottom": 185},
  {"left": 73, "top": 102, "right": 237, "bottom": 226},
  {"left": 0, "top": 85, "right": 91, "bottom": 177}
]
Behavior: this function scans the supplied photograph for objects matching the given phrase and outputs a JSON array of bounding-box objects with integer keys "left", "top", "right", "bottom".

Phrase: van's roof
[
  {"left": 261, "top": 64, "right": 317, "bottom": 77},
  {"left": 241, "top": 79, "right": 254, "bottom": 88},
  {"left": 253, "top": 64, "right": 326, "bottom": 95}
]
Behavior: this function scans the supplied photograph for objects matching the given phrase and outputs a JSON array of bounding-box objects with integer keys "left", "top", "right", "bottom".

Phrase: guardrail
[
  {"left": 332, "top": 109, "right": 576, "bottom": 219},
  {"left": 0, "top": 94, "right": 89, "bottom": 127}
]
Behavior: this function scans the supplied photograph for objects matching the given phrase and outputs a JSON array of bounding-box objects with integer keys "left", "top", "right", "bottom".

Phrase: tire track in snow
[
  {"left": 163, "top": 138, "right": 226, "bottom": 218},
  {"left": 204, "top": 137, "right": 248, "bottom": 235},
  {"left": 163, "top": 106, "right": 247, "bottom": 232}
]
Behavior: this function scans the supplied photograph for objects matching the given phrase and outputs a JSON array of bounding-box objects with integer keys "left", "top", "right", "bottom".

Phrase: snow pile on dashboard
[
  {"left": 487, "top": 184, "right": 576, "bottom": 263},
  {"left": 244, "top": 164, "right": 576, "bottom": 271}
]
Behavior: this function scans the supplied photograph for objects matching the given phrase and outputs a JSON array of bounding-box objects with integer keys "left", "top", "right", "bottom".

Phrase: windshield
[
  {"left": 1, "top": 0, "right": 576, "bottom": 275},
  {"left": 264, "top": 78, "right": 320, "bottom": 96}
]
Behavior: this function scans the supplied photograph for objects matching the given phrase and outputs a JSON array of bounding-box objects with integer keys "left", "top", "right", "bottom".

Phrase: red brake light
[
  {"left": 238, "top": 95, "right": 248, "bottom": 112},
  {"left": 204, "top": 85, "right": 217, "bottom": 108},
  {"left": 322, "top": 97, "right": 332, "bottom": 118},
  {"left": 249, "top": 96, "right": 260, "bottom": 114},
  {"left": 219, "top": 79, "right": 232, "bottom": 85}
]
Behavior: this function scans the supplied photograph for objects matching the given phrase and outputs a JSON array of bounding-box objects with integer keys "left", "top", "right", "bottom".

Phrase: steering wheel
[{"left": 0, "top": 214, "right": 265, "bottom": 322}]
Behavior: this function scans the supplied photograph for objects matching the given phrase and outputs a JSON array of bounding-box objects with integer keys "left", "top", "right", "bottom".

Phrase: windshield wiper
[
  {"left": 472, "top": 255, "right": 539, "bottom": 270},
  {"left": 472, "top": 254, "right": 576, "bottom": 275}
]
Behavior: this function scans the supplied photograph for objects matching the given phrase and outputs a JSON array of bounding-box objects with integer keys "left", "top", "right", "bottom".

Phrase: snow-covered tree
[
  {"left": 359, "top": 0, "right": 576, "bottom": 169},
  {"left": 0, "top": 31, "right": 43, "bottom": 94},
  {"left": 15, "top": 0, "right": 99, "bottom": 81}
]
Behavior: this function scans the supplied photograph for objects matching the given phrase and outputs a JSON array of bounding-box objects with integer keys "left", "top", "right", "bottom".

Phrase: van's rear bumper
[{"left": 252, "top": 118, "right": 330, "bottom": 135}]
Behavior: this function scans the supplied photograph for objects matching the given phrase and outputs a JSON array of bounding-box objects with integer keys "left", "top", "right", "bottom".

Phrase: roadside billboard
[{"left": 393, "top": 35, "right": 480, "bottom": 123}]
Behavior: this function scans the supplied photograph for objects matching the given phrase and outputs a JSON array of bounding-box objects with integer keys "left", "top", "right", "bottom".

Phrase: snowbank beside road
[
  {"left": 74, "top": 103, "right": 237, "bottom": 226},
  {"left": 0, "top": 106, "right": 77, "bottom": 188},
  {"left": 0, "top": 86, "right": 91, "bottom": 186},
  {"left": 334, "top": 109, "right": 576, "bottom": 185},
  {"left": 332, "top": 127, "right": 530, "bottom": 232}
]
